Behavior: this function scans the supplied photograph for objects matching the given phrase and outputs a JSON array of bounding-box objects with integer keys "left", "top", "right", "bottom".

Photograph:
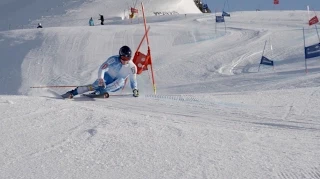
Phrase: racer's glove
[
  {"left": 133, "top": 89, "right": 139, "bottom": 97},
  {"left": 98, "top": 78, "right": 106, "bottom": 88}
]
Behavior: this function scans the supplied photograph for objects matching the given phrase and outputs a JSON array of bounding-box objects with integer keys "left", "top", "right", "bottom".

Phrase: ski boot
[
  {"left": 92, "top": 90, "right": 109, "bottom": 98},
  {"left": 61, "top": 89, "right": 77, "bottom": 99}
]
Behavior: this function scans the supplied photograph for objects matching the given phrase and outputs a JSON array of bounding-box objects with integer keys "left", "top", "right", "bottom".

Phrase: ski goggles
[{"left": 120, "top": 55, "right": 131, "bottom": 61}]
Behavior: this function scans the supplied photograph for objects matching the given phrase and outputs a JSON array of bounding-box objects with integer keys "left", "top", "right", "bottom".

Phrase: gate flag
[
  {"left": 309, "top": 16, "right": 319, "bottom": 26},
  {"left": 305, "top": 43, "right": 320, "bottom": 59},
  {"left": 222, "top": 11, "right": 230, "bottom": 17},
  {"left": 274, "top": 0, "right": 279, "bottom": 5},
  {"left": 132, "top": 2, "right": 156, "bottom": 94},
  {"left": 260, "top": 56, "right": 274, "bottom": 66},
  {"left": 216, "top": 16, "right": 225, "bottom": 23},
  {"left": 131, "top": 7, "right": 138, "bottom": 14}
]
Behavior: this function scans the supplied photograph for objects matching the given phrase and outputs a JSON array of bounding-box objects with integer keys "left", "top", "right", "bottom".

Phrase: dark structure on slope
[{"left": 194, "top": 0, "right": 211, "bottom": 13}]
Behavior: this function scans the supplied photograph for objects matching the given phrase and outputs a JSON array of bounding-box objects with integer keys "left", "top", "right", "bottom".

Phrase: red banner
[
  {"left": 131, "top": 7, "right": 138, "bottom": 14},
  {"left": 309, "top": 16, "right": 319, "bottom": 26},
  {"left": 274, "top": 0, "right": 279, "bottom": 4}
]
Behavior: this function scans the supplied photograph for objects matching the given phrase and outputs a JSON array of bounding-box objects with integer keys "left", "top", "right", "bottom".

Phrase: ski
[
  {"left": 82, "top": 93, "right": 136, "bottom": 99},
  {"left": 83, "top": 92, "right": 110, "bottom": 98}
]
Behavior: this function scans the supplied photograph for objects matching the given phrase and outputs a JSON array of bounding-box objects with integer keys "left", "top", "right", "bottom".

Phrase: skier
[
  {"left": 61, "top": 45, "right": 139, "bottom": 98},
  {"left": 99, "top": 14, "right": 104, "bottom": 25},
  {"left": 89, "top": 17, "right": 94, "bottom": 26},
  {"left": 37, "top": 23, "right": 42, "bottom": 28}
]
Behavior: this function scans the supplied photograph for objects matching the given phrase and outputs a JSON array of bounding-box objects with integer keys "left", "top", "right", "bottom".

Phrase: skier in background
[
  {"left": 62, "top": 45, "right": 139, "bottom": 98},
  {"left": 99, "top": 14, "right": 104, "bottom": 25},
  {"left": 89, "top": 17, "right": 94, "bottom": 26},
  {"left": 37, "top": 23, "right": 42, "bottom": 28}
]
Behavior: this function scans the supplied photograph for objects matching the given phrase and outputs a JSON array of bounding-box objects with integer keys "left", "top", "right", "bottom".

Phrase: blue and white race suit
[
  {"left": 93, "top": 55, "right": 138, "bottom": 93},
  {"left": 75, "top": 55, "right": 138, "bottom": 95}
]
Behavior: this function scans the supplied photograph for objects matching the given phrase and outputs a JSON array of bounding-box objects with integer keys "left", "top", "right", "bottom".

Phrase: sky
[
  {"left": 1, "top": 0, "right": 320, "bottom": 178},
  {"left": 205, "top": 0, "right": 320, "bottom": 11}
]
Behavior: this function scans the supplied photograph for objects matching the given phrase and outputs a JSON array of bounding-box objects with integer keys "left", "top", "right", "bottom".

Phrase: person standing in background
[
  {"left": 89, "top": 17, "right": 94, "bottom": 26},
  {"left": 99, "top": 14, "right": 104, "bottom": 25}
]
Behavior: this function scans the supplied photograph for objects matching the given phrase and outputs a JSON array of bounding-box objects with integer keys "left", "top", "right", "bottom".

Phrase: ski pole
[{"left": 30, "top": 85, "right": 78, "bottom": 88}]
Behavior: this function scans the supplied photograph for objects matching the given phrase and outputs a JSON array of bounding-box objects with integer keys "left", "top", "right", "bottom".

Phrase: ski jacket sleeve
[{"left": 97, "top": 56, "right": 116, "bottom": 79}]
